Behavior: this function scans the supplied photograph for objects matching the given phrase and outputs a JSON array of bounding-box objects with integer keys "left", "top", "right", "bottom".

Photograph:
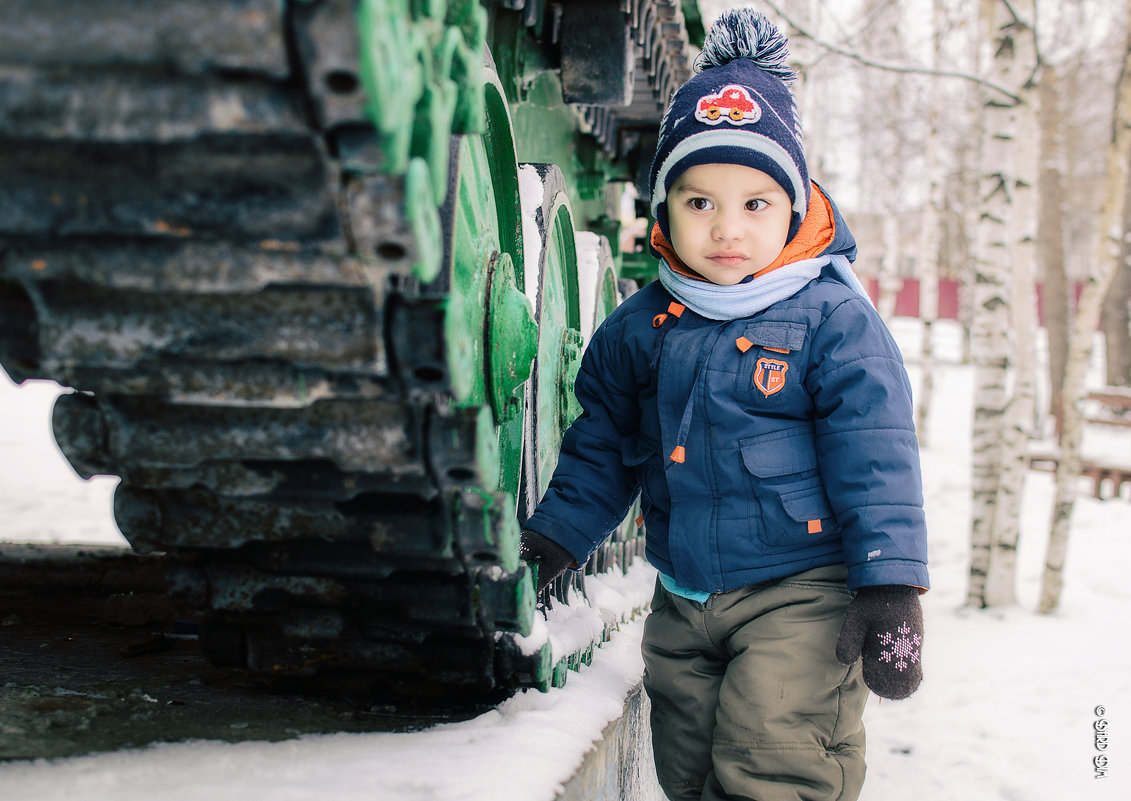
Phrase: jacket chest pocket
[
  {"left": 739, "top": 423, "right": 839, "bottom": 551},
  {"left": 733, "top": 320, "right": 808, "bottom": 399}
]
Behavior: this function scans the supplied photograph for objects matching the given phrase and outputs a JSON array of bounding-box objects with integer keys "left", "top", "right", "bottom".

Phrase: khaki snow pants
[{"left": 641, "top": 564, "right": 868, "bottom": 801}]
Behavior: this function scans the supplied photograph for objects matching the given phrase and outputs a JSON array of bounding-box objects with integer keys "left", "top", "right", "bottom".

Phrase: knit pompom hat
[{"left": 649, "top": 9, "right": 808, "bottom": 255}]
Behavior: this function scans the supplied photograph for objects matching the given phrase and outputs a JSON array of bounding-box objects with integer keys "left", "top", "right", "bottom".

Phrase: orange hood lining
[{"left": 651, "top": 182, "right": 837, "bottom": 282}]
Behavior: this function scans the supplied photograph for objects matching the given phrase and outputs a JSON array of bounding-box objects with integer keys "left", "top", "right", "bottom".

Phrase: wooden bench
[
  {"left": 1028, "top": 452, "right": 1131, "bottom": 500},
  {"left": 1087, "top": 387, "right": 1131, "bottom": 429}
]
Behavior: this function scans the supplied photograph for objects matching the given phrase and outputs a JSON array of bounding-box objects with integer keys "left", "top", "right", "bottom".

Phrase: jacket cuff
[
  {"left": 521, "top": 514, "right": 596, "bottom": 568},
  {"left": 847, "top": 559, "right": 930, "bottom": 592}
]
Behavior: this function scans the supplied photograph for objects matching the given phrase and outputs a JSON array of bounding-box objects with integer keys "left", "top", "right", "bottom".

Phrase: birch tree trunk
[
  {"left": 1039, "top": 5, "right": 1131, "bottom": 613},
  {"left": 956, "top": 12, "right": 986, "bottom": 369},
  {"left": 956, "top": 158, "right": 979, "bottom": 367},
  {"left": 1101, "top": 178, "right": 1131, "bottom": 386},
  {"left": 856, "top": 0, "right": 907, "bottom": 322},
  {"left": 878, "top": 214, "right": 901, "bottom": 322},
  {"left": 915, "top": 0, "right": 947, "bottom": 448},
  {"left": 1038, "top": 63, "right": 1071, "bottom": 418},
  {"left": 967, "top": 0, "right": 1036, "bottom": 609},
  {"left": 985, "top": 16, "right": 1040, "bottom": 607},
  {"left": 784, "top": 0, "right": 825, "bottom": 181}
]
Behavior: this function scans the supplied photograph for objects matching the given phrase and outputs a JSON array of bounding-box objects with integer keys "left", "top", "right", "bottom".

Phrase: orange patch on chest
[{"left": 753, "top": 357, "right": 789, "bottom": 396}]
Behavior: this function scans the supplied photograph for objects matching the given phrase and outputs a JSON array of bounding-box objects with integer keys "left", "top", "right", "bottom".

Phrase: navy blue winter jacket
[{"left": 524, "top": 201, "right": 929, "bottom": 593}]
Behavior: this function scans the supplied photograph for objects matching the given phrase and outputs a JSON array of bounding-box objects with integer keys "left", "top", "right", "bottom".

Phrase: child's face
[{"left": 667, "top": 163, "right": 792, "bottom": 285}]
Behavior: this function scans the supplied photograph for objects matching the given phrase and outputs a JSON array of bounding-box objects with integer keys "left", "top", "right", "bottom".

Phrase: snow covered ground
[{"left": 1, "top": 319, "right": 1129, "bottom": 800}]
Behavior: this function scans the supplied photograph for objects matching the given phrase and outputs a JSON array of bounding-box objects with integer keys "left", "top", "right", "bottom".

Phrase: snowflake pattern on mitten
[
  {"left": 877, "top": 621, "right": 922, "bottom": 672},
  {"left": 836, "top": 586, "right": 924, "bottom": 699}
]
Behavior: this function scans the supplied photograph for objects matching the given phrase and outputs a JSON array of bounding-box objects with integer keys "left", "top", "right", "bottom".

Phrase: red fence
[
  {"left": 862, "top": 277, "right": 962, "bottom": 320},
  {"left": 860, "top": 277, "right": 1088, "bottom": 327}
]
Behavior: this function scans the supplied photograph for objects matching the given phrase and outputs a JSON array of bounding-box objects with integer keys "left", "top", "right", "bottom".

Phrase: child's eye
[
  {"left": 688, "top": 197, "right": 713, "bottom": 211},
  {"left": 746, "top": 199, "right": 770, "bottom": 211}
]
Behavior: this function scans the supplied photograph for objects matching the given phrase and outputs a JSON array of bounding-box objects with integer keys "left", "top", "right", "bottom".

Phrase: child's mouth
[{"left": 708, "top": 253, "right": 747, "bottom": 267}]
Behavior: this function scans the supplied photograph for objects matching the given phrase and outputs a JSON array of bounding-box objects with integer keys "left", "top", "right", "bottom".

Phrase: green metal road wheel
[
  {"left": 517, "top": 163, "right": 584, "bottom": 517},
  {"left": 436, "top": 56, "right": 535, "bottom": 505},
  {"left": 575, "top": 231, "right": 620, "bottom": 342}
]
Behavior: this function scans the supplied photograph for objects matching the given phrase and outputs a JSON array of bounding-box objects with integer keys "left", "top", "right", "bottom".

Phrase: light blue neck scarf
[{"left": 658, "top": 253, "right": 869, "bottom": 320}]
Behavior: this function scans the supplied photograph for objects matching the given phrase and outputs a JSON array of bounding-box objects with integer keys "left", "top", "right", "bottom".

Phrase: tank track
[
  {"left": 0, "top": 0, "right": 681, "bottom": 700},
  {"left": 563, "top": 0, "right": 695, "bottom": 177}
]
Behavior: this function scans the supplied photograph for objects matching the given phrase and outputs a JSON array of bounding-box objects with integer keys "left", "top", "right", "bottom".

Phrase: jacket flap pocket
[
  {"left": 743, "top": 321, "right": 807, "bottom": 352},
  {"left": 780, "top": 486, "right": 834, "bottom": 523},
  {"left": 739, "top": 424, "right": 818, "bottom": 477},
  {"left": 620, "top": 435, "right": 655, "bottom": 466}
]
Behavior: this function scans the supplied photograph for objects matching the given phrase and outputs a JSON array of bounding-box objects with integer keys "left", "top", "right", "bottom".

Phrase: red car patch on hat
[
  {"left": 754, "top": 357, "right": 789, "bottom": 396},
  {"left": 696, "top": 85, "right": 761, "bottom": 125}
]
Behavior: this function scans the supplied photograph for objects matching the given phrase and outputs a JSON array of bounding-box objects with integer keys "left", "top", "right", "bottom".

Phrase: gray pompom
[{"left": 694, "top": 8, "right": 795, "bottom": 82}]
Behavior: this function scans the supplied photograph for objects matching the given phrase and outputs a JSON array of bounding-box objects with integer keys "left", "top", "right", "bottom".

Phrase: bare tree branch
[
  {"left": 997, "top": 0, "right": 1044, "bottom": 91},
  {"left": 1000, "top": 0, "right": 1028, "bottom": 30},
  {"left": 806, "top": 0, "right": 894, "bottom": 70},
  {"left": 761, "top": 0, "right": 1023, "bottom": 104}
]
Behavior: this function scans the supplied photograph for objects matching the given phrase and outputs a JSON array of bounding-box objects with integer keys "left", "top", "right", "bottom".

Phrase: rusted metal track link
[
  {"left": 0, "top": 0, "right": 670, "bottom": 700},
  {"left": 0, "top": 0, "right": 529, "bottom": 700},
  {"left": 562, "top": 0, "right": 694, "bottom": 186}
]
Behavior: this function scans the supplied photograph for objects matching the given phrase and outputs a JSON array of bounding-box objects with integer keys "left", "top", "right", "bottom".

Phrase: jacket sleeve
[
  {"left": 807, "top": 296, "right": 930, "bottom": 590},
  {"left": 522, "top": 314, "right": 642, "bottom": 565}
]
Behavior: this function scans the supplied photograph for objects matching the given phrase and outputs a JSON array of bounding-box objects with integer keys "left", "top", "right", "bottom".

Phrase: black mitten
[
  {"left": 519, "top": 530, "right": 575, "bottom": 593},
  {"left": 835, "top": 585, "right": 924, "bottom": 700}
]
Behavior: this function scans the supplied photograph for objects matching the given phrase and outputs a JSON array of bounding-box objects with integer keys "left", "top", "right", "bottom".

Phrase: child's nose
[{"left": 712, "top": 208, "right": 745, "bottom": 240}]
